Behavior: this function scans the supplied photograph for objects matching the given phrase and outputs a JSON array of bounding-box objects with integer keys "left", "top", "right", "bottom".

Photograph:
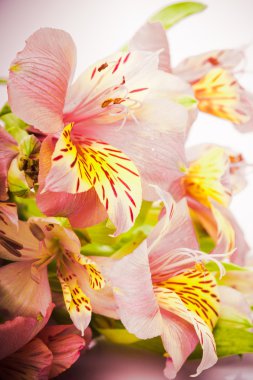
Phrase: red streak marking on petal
[
  {"left": 76, "top": 178, "right": 80, "bottom": 192},
  {"left": 104, "top": 148, "right": 122, "bottom": 153},
  {"left": 105, "top": 198, "right": 109, "bottom": 210},
  {"left": 53, "top": 155, "right": 63, "bottom": 161},
  {"left": 129, "top": 87, "right": 148, "bottom": 93},
  {"left": 110, "top": 180, "right": 118, "bottom": 198},
  {"left": 125, "top": 191, "right": 136, "bottom": 207},
  {"left": 116, "top": 163, "right": 139, "bottom": 177},
  {"left": 118, "top": 177, "right": 131, "bottom": 191},
  {"left": 70, "top": 154, "right": 78, "bottom": 168},
  {"left": 91, "top": 67, "right": 96, "bottom": 80},
  {"left": 112, "top": 57, "right": 122, "bottom": 74},
  {"left": 207, "top": 57, "right": 219, "bottom": 66},
  {"left": 123, "top": 52, "right": 131, "bottom": 64},
  {"left": 61, "top": 148, "right": 68, "bottom": 152},
  {"left": 109, "top": 153, "right": 131, "bottom": 161},
  {"left": 129, "top": 206, "right": 134, "bottom": 223}
]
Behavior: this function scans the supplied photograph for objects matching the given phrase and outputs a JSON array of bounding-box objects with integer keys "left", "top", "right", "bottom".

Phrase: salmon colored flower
[
  {"left": 0, "top": 306, "right": 88, "bottom": 380},
  {"left": 8, "top": 28, "right": 193, "bottom": 234},
  {"left": 0, "top": 216, "right": 106, "bottom": 334},
  {"left": 109, "top": 191, "right": 221, "bottom": 379}
]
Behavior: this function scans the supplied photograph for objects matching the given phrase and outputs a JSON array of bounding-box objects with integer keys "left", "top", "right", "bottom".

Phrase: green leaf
[
  {"left": 1, "top": 112, "right": 27, "bottom": 143},
  {"left": 149, "top": 2, "right": 207, "bottom": 30}
]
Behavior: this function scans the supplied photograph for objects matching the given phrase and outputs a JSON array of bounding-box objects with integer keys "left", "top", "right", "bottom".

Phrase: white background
[{"left": 1, "top": 0, "right": 253, "bottom": 252}]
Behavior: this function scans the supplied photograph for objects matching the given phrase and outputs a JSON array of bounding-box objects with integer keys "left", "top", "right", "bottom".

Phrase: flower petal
[
  {"left": 0, "top": 128, "right": 18, "bottom": 201},
  {"left": 0, "top": 338, "right": 52, "bottom": 379},
  {"left": 129, "top": 22, "right": 171, "bottom": 72},
  {"left": 57, "top": 267, "right": 92, "bottom": 335},
  {"left": 155, "top": 285, "right": 218, "bottom": 378},
  {"left": 0, "top": 202, "right": 18, "bottom": 227},
  {"left": 148, "top": 196, "right": 198, "bottom": 266},
  {"left": 0, "top": 262, "right": 51, "bottom": 317},
  {"left": 37, "top": 136, "right": 107, "bottom": 228},
  {"left": 0, "top": 217, "right": 40, "bottom": 261},
  {"left": 173, "top": 48, "right": 245, "bottom": 83},
  {"left": 39, "top": 325, "right": 85, "bottom": 378},
  {"left": 109, "top": 242, "right": 163, "bottom": 339},
  {"left": 193, "top": 68, "right": 252, "bottom": 125},
  {"left": 0, "top": 303, "right": 54, "bottom": 360},
  {"left": 44, "top": 123, "right": 142, "bottom": 234},
  {"left": 8, "top": 28, "right": 76, "bottom": 134}
]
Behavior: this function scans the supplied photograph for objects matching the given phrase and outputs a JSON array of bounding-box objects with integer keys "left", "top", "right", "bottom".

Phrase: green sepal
[{"left": 149, "top": 2, "right": 207, "bottom": 29}]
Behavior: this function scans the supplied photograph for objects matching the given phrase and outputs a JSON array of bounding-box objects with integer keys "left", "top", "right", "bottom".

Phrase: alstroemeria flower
[
  {"left": 8, "top": 28, "right": 193, "bottom": 234},
  {"left": 0, "top": 313, "right": 88, "bottom": 380},
  {"left": 169, "top": 144, "right": 250, "bottom": 260},
  {"left": 0, "top": 216, "right": 105, "bottom": 334},
  {"left": 173, "top": 49, "right": 253, "bottom": 131},
  {"left": 0, "top": 128, "right": 18, "bottom": 200},
  {"left": 130, "top": 22, "right": 253, "bottom": 132},
  {"left": 109, "top": 191, "right": 221, "bottom": 379}
]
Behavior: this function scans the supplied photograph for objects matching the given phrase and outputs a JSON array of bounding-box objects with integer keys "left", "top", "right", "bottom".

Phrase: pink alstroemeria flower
[
  {"left": 109, "top": 191, "right": 221, "bottom": 379},
  {"left": 8, "top": 28, "right": 193, "bottom": 235},
  {"left": 131, "top": 22, "right": 253, "bottom": 132},
  {"left": 168, "top": 144, "right": 250, "bottom": 262},
  {"left": 0, "top": 128, "right": 18, "bottom": 201},
  {"left": 0, "top": 216, "right": 110, "bottom": 334},
  {"left": 0, "top": 306, "right": 88, "bottom": 380}
]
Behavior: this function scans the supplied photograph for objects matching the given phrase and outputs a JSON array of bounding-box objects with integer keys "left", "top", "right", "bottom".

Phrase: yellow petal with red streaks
[
  {"left": 182, "top": 146, "right": 230, "bottom": 208},
  {"left": 58, "top": 269, "right": 91, "bottom": 335},
  {"left": 45, "top": 123, "right": 142, "bottom": 234},
  {"left": 73, "top": 253, "right": 105, "bottom": 290},
  {"left": 193, "top": 68, "right": 249, "bottom": 124},
  {"left": 156, "top": 267, "right": 220, "bottom": 330}
]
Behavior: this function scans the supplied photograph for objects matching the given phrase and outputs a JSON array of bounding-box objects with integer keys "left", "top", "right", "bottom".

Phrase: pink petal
[
  {"left": 8, "top": 28, "right": 76, "bottom": 134},
  {"left": 219, "top": 285, "right": 252, "bottom": 318},
  {"left": 0, "top": 338, "right": 53, "bottom": 379},
  {"left": 109, "top": 242, "right": 163, "bottom": 339},
  {"left": 39, "top": 325, "right": 85, "bottom": 378},
  {"left": 0, "top": 303, "right": 54, "bottom": 360},
  {"left": 37, "top": 136, "right": 107, "bottom": 228},
  {"left": 162, "top": 311, "right": 198, "bottom": 379},
  {"left": 0, "top": 262, "right": 52, "bottom": 317},
  {"left": 156, "top": 288, "right": 217, "bottom": 378},
  {"left": 129, "top": 22, "right": 171, "bottom": 72},
  {"left": 148, "top": 196, "right": 198, "bottom": 266},
  {"left": 0, "top": 128, "right": 18, "bottom": 201},
  {"left": 0, "top": 217, "right": 40, "bottom": 261},
  {"left": 0, "top": 202, "right": 18, "bottom": 227},
  {"left": 173, "top": 48, "right": 245, "bottom": 83}
]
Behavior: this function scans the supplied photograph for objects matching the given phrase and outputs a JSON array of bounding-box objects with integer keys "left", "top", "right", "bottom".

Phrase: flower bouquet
[{"left": 0, "top": 2, "right": 253, "bottom": 379}]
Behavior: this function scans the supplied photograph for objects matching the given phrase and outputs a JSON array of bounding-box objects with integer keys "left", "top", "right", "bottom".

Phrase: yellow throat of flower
[{"left": 181, "top": 147, "right": 231, "bottom": 208}]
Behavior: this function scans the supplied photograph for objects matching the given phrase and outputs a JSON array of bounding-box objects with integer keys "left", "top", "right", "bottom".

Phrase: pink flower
[
  {"left": 108, "top": 191, "right": 221, "bottom": 379},
  {"left": 131, "top": 22, "right": 253, "bottom": 132},
  {"left": 8, "top": 28, "right": 193, "bottom": 235},
  {"left": 0, "top": 304, "right": 88, "bottom": 379},
  {"left": 0, "top": 216, "right": 116, "bottom": 334}
]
